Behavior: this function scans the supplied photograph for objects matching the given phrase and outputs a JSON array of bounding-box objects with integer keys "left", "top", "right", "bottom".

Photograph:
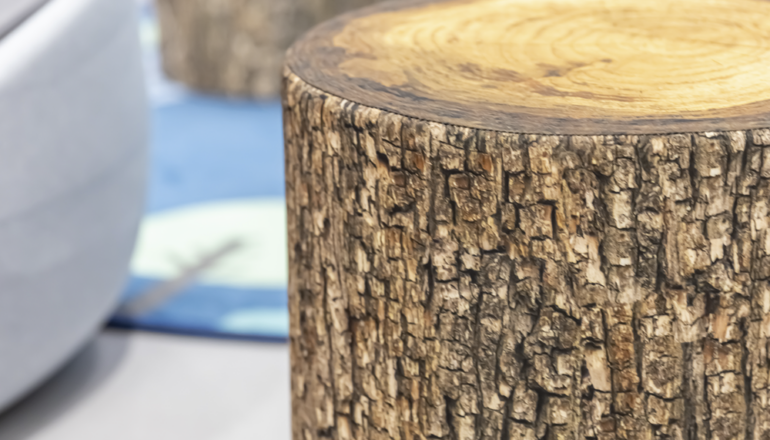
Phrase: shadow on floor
[{"left": 0, "top": 329, "right": 130, "bottom": 439}]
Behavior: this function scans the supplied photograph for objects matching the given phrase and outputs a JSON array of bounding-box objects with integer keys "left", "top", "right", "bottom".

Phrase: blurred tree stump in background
[
  {"left": 156, "top": 0, "right": 384, "bottom": 98},
  {"left": 282, "top": 0, "right": 770, "bottom": 438}
]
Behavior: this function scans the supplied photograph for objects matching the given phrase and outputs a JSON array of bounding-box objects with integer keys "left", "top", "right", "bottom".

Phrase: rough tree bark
[
  {"left": 155, "top": 0, "right": 388, "bottom": 98},
  {"left": 282, "top": 1, "right": 770, "bottom": 439}
]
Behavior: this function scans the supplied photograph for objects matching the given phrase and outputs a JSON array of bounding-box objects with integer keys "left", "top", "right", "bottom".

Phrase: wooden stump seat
[
  {"left": 156, "top": 0, "right": 388, "bottom": 98},
  {"left": 282, "top": 0, "right": 770, "bottom": 439}
]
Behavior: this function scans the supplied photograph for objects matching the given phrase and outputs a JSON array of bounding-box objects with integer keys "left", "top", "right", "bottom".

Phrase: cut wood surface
[
  {"left": 289, "top": 0, "right": 770, "bottom": 134},
  {"left": 283, "top": 1, "right": 770, "bottom": 439}
]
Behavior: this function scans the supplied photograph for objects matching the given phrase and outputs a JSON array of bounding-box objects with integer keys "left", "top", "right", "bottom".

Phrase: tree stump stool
[
  {"left": 155, "top": 0, "right": 387, "bottom": 98},
  {"left": 282, "top": 0, "right": 770, "bottom": 439}
]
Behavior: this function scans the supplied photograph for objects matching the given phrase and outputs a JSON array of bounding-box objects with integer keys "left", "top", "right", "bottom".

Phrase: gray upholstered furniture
[{"left": 0, "top": 0, "right": 147, "bottom": 410}]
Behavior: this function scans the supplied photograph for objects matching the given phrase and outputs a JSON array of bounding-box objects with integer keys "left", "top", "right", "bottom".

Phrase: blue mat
[{"left": 108, "top": 4, "right": 288, "bottom": 341}]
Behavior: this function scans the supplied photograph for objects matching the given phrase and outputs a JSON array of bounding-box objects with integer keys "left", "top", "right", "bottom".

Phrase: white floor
[{"left": 0, "top": 329, "right": 291, "bottom": 440}]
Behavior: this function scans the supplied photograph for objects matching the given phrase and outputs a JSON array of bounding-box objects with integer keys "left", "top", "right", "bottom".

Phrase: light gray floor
[{"left": 0, "top": 329, "right": 291, "bottom": 440}]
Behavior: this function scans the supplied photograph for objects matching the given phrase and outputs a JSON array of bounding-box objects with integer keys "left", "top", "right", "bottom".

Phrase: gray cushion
[
  {"left": 0, "top": 0, "right": 49, "bottom": 38},
  {"left": 0, "top": 0, "right": 147, "bottom": 411}
]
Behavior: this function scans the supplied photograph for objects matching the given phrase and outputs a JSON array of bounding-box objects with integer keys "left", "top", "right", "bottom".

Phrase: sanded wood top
[{"left": 287, "top": 0, "right": 770, "bottom": 135}]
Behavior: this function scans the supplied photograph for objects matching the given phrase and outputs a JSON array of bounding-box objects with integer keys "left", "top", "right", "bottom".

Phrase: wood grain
[
  {"left": 287, "top": 0, "right": 770, "bottom": 134},
  {"left": 284, "top": 1, "right": 770, "bottom": 439}
]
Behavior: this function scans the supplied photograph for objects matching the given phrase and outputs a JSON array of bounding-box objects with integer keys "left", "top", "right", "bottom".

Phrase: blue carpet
[
  {"left": 147, "top": 96, "right": 285, "bottom": 211},
  {"left": 108, "top": 4, "right": 288, "bottom": 341},
  {"left": 111, "top": 277, "right": 288, "bottom": 342}
]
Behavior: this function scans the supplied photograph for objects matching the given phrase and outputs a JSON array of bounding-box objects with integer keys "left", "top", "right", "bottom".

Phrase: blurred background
[{"left": 0, "top": 0, "right": 381, "bottom": 437}]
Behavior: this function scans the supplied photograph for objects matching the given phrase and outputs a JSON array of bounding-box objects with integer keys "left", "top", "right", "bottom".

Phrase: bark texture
[
  {"left": 283, "top": 69, "right": 770, "bottom": 440},
  {"left": 155, "top": 0, "right": 387, "bottom": 98}
]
